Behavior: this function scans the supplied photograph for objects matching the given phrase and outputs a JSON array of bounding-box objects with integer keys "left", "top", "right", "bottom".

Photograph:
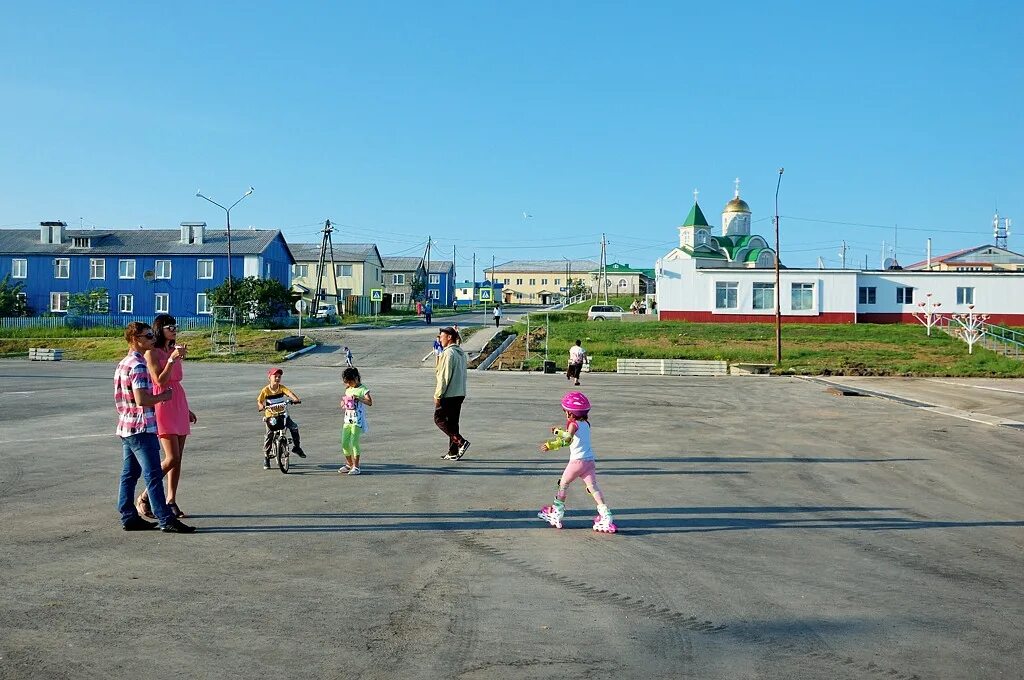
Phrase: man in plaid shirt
[{"left": 115, "top": 321, "right": 195, "bottom": 533}]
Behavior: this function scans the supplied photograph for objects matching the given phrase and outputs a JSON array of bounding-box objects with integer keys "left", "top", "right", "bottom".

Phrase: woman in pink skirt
[{"left": 136, "top": 314, "right": 197, "bottom": 518}]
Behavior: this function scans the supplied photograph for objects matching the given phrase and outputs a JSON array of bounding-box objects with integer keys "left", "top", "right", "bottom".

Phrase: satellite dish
[
  {"left": 882, "top": 258, "right": 896, "bottom": 270},
  {"left": 143, "top": 270, "right": 155, "bottom": 281}
]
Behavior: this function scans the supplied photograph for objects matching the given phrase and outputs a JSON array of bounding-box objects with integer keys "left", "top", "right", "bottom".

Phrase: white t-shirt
[
  {"left": 569, "top": 345, "right": 586, "bottom": 364},
  {"left": 567, "top": 421, "right": 595, "bottom": 461},
  {"left": 493, "top": 307, "right": 501, "bottom": 317}
]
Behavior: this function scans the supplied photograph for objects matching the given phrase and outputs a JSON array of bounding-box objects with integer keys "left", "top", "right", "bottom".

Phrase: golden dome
[{"left": 724, "top": 197, "right": 750, "bottom": 213}]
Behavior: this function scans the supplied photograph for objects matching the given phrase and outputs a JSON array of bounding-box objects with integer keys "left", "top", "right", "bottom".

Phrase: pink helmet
[{"left": 561, "top": 391, "right": 591, "bottom": 416}]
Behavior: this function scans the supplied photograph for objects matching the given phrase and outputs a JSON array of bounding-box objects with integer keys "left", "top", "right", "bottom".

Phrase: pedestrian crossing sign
[
  {"left": 370, "top": 288, "right": 383, "bottom": 302},
  {"left": 479, "top": 288, "right": 492, "bottom": 301}
]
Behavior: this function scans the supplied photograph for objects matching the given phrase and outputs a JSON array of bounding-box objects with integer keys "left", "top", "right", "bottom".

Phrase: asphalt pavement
[{"left": 1, "top": 357, "right": 1022, "bottom": 680}]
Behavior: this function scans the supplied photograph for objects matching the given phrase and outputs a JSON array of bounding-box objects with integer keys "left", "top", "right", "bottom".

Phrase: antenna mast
[{"left": 994, "top": 211, "right": 1011, "bottom": 249}]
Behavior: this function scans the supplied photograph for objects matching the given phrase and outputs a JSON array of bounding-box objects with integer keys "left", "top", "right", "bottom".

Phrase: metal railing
[{"left": 938, "top": 316, "right": 1024, "bottom": 360}]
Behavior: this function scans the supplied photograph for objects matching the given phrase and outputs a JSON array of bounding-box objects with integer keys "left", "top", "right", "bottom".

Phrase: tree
[
  {"left": 409, "top": 277, "right": 426, "bottom": 305},
  {"left": 206, "top": 276, "right": 298, "bottom": 322},
  {"left": 567, "top": 276, "right": 589, "bottom": 299},
  {"left": 0, "top": 275, "right": 30, "bottom": 316},
  {"left": 68, "top": 287, "right": 110, "bottom": 315}
]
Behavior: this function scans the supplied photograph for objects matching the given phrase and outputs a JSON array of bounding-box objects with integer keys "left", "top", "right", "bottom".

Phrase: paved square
[{"left": 1, "top": 360, "right": 1021, "bottom": 679}]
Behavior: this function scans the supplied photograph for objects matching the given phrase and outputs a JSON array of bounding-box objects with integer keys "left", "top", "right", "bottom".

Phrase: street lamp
[
  {"left": 196, "top": 186, "right": 254, "bottom": 296},
  {"left": 773, "top": 168, "right": 784, "bottom": 364}
]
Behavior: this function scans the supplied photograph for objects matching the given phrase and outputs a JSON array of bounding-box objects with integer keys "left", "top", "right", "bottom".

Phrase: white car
[{"left": 587, "top": 304, "right": 625, "bottom": 321}]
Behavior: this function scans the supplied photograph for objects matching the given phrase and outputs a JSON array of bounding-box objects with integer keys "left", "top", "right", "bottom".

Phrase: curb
[{"left": 284, "top": 343, "right": 319, "bottom": 361}]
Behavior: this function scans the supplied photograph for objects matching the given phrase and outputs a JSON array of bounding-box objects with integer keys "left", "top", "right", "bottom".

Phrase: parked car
[{"left": 587, "top": 304, "right": 624, "bottom": 321}]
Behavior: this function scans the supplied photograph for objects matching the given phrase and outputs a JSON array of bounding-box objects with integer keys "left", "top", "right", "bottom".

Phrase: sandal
[
  {"left": 136, "top": 496, "right": 155, "bottom": 519},
  {"left": 167, "top": 501, "right": 186, "bottom": 518}
]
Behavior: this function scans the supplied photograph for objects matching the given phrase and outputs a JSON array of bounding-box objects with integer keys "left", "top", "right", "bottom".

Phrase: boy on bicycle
[{"left": 257, "top": 367, "right": 305, "bottom": 469}]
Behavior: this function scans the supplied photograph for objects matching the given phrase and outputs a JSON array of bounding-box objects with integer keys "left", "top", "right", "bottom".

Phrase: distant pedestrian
[
  {"left": 114, "top": 322, "right": 195, "bottom": 533},
  {"left": 566, "top": 339, "right": 587, "bottom": 386},
  {"left": 424, "top": 300, "right": 433, "bottom": 325},
  {"left": 435, "top": 326, "right": 470, "bottom": 460},
  {"left": 493, "top": 304, "right": 502, "bottom": 327},
  {"left": 344, "top": 346, "right": 354, "bottom": 368},
  {"left": 649, "top": 298, "right": 657, "bottom": 313},
  {"left": 433, "top": 336, "right": 443, "bottom": 365}
]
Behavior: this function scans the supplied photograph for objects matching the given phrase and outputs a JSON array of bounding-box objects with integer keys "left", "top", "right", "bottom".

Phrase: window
[
  {"left": 618, "top": 278, "right": 628, "bottom": 289},
  {"left": 155, "top": 293, "right": 169, "bottom": 314},
  {"left": 956, "top": 287, "right": 974, "bottom": 305},
  {"left": 54, "top": 258, "right": 70, "bottom": 279},
  {"left": 392, "top": 293, "right": 406, "bottom": 305},
  {"left": 340, "top": 288, "right": 352, "bottom": 299},
  {"left": 516, "top": 278, "right": 523, "bottom": 285},
  {"left": 89, "top": 258, "right": 105, "bottom": 280},
  {"left": 49, "top": 292, "right": 68, "bottom": 312},
  {"left": 541, "top": 278, "right": 548, "bottom": 285},
  {"left": 715, "top": 282, "right": 738, "bottom": 309},
  {"left": 336, "top": 264, "right": 353, "bottom": 277},
  {"left": 72, "top": 237, "right": 91, "bottom": 248},
  {"left": 119, "top": 259, "right": 136, "bottom": 279},
  {"left": 392, "top": 274, "right": 405, "bottom": 285},
  {"left": 293, "top": 264, "right": 309, "bottom": 278},
  {"left": 791, "top": 282, "right": 814, "bottom": 310},
  {"left": 752, "top": 282, "right": 775, "bottom": 310},
  {"left": 197, "top": 260, "right": 214, "bottom": 279},
  {"left": 858, "top": 286, "right": 877, "bottom": 305},
  {"left": 503, "top": 278, "right": 510, "bottom": 285},
  {"left": 12, "top": 259, "right": 27, "bottom": 278},
  {"left": 155, "top": 260, "right": 172, "bottom": 279},
  {"left": 429, "top": 274, "right": 440, "bottom": 284},
  {"left": 118, "top": 294, "right": 134, "bottom": 314},
  {"left": 696, "top": 229, "right": 709, "bottom": 245},
  {"left": 529, "top": 278, "right": 536, "bottom": 285},
  {"left": 896, "top": 287, "right": 914, "bottom": 304},
  {"left": 197, "top": 293, "right": 212, "bottom": 314},
  {"left": 554, "top": 278, "right": 561, "bottom": 285},
  {"left": 516, "top": 292, "right": 523, "bottom": 300},
  {"left": 429, "top": 289, "right": 439, "bottom": 300}
]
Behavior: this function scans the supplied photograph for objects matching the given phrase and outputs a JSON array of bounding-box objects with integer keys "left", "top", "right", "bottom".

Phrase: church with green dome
[{"left": 664, "top": 180, "right": 777, "bottom": 269}]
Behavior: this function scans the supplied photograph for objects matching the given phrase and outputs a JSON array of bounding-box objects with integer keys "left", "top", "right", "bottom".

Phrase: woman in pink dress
[{"left": 135, "top": 314, "right": 197, "bottom": 518}]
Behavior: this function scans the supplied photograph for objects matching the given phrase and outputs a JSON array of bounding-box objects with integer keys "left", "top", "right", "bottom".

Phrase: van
[{"left": 587, "top": 305, "right": 624, "bottom": 321}]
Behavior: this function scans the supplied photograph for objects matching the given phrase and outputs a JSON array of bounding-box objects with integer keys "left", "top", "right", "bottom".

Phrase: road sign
[
  {"left": 479, "top": 288, "right": 492, "bottom": 301},
  {"left": 296, "top": 299, "right": 307, "bottom": 312},
  {"left": 370, "top": 288, "right": 383, "bottom": 302}
]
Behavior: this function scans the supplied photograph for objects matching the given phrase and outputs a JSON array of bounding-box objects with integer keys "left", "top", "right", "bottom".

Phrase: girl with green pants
[{"left": 339, "top": 367, "right": 372, "bottom": 475}]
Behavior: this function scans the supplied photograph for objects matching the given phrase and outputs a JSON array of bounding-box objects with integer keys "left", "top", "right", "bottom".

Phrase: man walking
[
  {"left": 434, "top": 326, "right": 470, "bottom": 460},
  {"left": 566, "top": 339, "right": 587, "bottom": 386},
  {"left": 493, "top": 304, "right": 502, "bottom": 328},
  {"left": 423, "top": 300, "right": 433, "bottom": 325},
  {"left": 115, "top": 322, "right": 195, "bottom": 533}
]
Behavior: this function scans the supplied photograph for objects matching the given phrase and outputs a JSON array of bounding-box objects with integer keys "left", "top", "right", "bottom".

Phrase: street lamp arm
[
  {"left": 196, "top": 192, "right": 228, "bottom": 212},
  {"left": 229, "top": 187, "right": 255, "bottom": 212}
]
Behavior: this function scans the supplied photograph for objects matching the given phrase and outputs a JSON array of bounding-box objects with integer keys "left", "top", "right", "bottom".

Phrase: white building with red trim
[{"left": 655, "top": 190, "right": 1024, "bottom": 325}]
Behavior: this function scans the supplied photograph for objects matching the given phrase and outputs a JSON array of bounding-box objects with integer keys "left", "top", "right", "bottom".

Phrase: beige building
[
  {"left": 904, "top": 245, "right": 1024, "bottom": 272},
  {"left": 290, "top": 243, "right": 384, "bottom": 313},
  {"left": 487, "top": 259, "right": 598, "bottom": 305}
]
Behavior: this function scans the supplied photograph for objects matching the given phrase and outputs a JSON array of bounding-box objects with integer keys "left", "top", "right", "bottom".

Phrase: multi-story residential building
[
  {"left": 904, "top": 245, "right": 1024, "bottom": 272},
  {"left": 381, "top": 257, "right": 426, "bottom": 308},
  {"left": 0, "top": 221, "right": 293, "bottom": 317},
  {"left": 289, "top": 242, "right": 384, "bottom": 313},
  {"left": 426, "top": 260, "right": 456, "bottom": 307},
  {"left": 486, "top": 259, "right": 598, "bottom": 305}
]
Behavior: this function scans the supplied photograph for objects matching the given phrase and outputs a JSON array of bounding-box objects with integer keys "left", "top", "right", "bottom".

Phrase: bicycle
[{"left": 260, "top": 398, "right": 300, "bottom": 473}]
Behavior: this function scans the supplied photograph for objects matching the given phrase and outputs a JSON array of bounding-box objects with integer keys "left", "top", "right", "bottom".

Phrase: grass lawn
[
  {"left": 0, "top": 328, "right": 306, "bottom": 363},
  {"left": 502, "top": 318, "right": 1024, "bottom": 377}
]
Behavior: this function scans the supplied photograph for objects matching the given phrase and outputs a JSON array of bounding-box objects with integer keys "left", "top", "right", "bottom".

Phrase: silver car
[{"left": 587, "top": 305, "right": 624, "bottom": 321}]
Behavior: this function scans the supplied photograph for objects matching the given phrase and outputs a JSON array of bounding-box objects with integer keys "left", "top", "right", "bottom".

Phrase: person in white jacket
[{"left": 434, "top": 327, "right": 470, "bottom": 460}]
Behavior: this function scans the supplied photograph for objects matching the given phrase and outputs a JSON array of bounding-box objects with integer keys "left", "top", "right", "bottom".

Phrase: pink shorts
[{"left": 560, "top": 459, "right": 599, "bottom": 491}]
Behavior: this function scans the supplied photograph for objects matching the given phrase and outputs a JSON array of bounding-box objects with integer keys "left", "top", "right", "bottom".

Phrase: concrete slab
[{"left": 1, "top": 360, "right": 1022, "bottom": 679}]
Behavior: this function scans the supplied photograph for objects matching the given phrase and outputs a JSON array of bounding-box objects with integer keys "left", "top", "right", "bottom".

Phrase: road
[{"left": 1, "top": 359, "right": 1022, "bottom": 679}]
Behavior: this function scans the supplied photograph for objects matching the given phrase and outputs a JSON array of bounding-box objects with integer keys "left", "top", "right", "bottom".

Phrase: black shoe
[
  {"left": 122, "top": 516, "right": 158, "bottom": 531},
  {"left": 263, "top": 459, "right": 271, "bottom": 470},
  {"left": 160, "top": 518, "right": 197, "bottom": 533},
  {"left": 292, "top": 446, "right": 306, "bottom": 458},
  {"left": 456, "top": 440, "right": 471, "bottom": 459}
]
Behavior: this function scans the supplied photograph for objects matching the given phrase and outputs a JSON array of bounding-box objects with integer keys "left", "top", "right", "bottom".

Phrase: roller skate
[
  {"left": 538, "top": 500, "right": 565, "bottom": 529},
  {"left": 592, "top": 504, "right": 617, "bottom": 533}
]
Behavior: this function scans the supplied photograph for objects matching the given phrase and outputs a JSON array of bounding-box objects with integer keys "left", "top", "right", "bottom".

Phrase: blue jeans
[{"left": 118, "top": 433, "right": 173, "bottom": 524}]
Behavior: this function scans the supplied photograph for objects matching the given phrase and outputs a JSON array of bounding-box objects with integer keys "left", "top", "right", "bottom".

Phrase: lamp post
[
  {"left": 196, "top": 187, "right": 254, "bottom": 296},
  {"left": 562, "top": 256, "right": 571, "bottom": 304},
  {"left": 773, "top": 168, "right": 784, "bottom": 364}
]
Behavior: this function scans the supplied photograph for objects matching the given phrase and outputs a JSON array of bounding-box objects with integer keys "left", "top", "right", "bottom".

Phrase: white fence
[
  {"left": 0, "top": 315, "right": 214, "bottom": 330},
  {"left": 616, "top": 358, "right": 729, "bottom": 376}
]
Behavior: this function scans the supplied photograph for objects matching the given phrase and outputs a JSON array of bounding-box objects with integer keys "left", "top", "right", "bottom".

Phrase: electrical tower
[{"left": 311, "top": 220, "right": 340, "bottom": 317}]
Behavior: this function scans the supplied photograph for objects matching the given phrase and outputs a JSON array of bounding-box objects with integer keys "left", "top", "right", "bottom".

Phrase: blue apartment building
[
  {"left": 0, "top": 221, "right": 294, "bottom": 317},
  {"left": 426, "top": 260, "right": 456, "bottom": 307},
  {"left": 454, "top": 280, "right": 505, "bottom": 306}
]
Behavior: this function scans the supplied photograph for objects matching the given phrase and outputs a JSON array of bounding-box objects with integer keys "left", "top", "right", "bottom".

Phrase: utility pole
[
  {"left": 774, "top": 167, "right": 784, "bottom": 365},
  {"left": 425, "top": 236, "right": 432, "bottom": 305},
  {"left": 601, "top": 233, "right": 608, "bottom": 304},
  {"left": 311, "top": 219, "right": 338, "bottom": 317},
  {"left": 472, "top": 252, "right": 476, "bottom": 310},
  {"left": 839, "top": 240, "right": 848, "bottom": 269}
]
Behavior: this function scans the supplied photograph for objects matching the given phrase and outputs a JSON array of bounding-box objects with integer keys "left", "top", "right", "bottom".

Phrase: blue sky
[{"left": 2, "top": 1, "right": 1021, "bottom": 272}]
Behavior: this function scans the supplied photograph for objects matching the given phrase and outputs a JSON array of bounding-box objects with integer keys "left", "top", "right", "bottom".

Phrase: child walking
[
  {"left": 339, "top": 367, "right": 372, "bottom": 475},
  {"left": 538, "top": 392, "right": 616, "bottom": 533}
]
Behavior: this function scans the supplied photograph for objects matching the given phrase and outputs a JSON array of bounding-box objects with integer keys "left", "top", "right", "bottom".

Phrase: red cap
[{"left": 267, "top": 367, "right": 283, "bottom": 377}]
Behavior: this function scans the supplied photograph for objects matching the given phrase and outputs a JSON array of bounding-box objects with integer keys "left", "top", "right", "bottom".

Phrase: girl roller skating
[{"left": 538, "top": 391, "right": 616, "bottom": 533}]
